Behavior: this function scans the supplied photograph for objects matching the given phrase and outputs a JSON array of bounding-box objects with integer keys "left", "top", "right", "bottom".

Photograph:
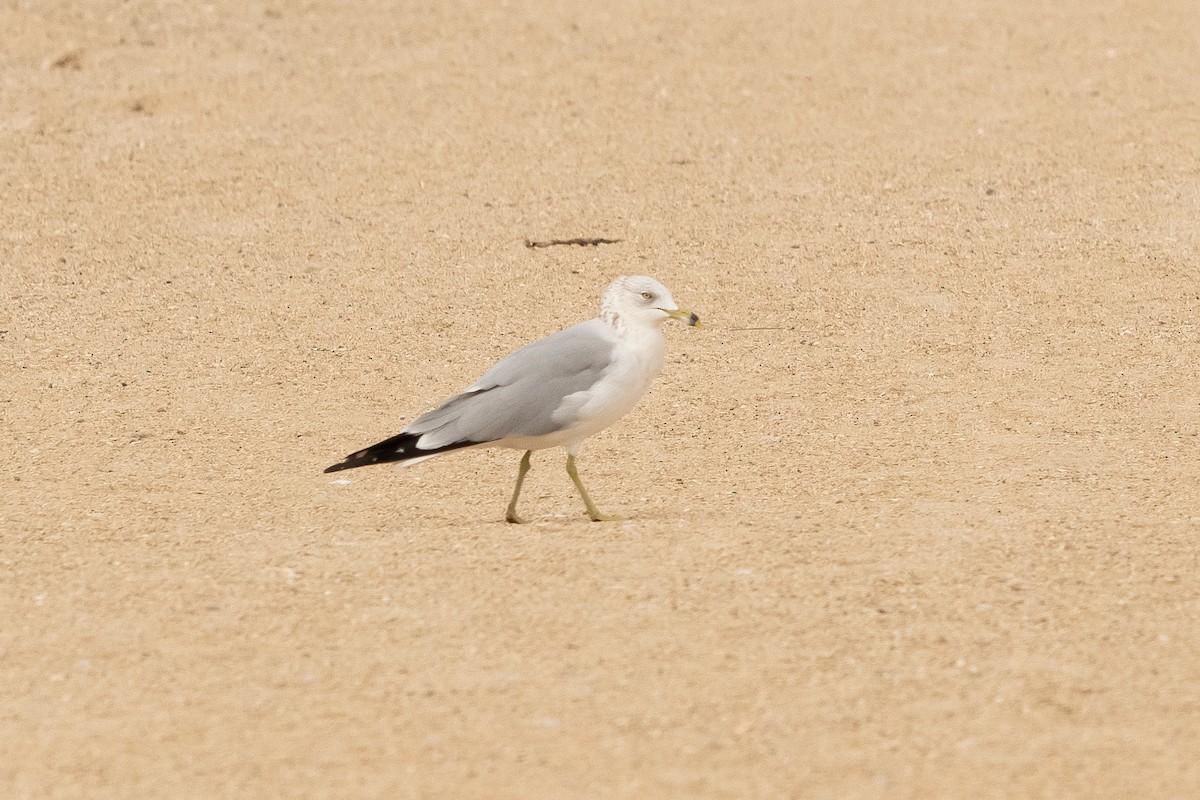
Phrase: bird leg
[
  {"left": 565, "top": 454, "right": 617, "bottom": 522},
  {"left": 505, "top": 450, "right": 533, "bottom": 524}
]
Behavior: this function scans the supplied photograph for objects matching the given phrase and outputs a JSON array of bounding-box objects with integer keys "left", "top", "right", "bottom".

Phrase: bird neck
[
  {"left": 600, "top": 307, "right": 624, "bottom": 329},
  {"left": 599, "top": 288, "right": 623, "bottom": 328}
]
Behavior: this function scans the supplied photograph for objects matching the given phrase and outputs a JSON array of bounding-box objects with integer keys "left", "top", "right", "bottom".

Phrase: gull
[{"left": 324, "top": 275, "right": 701, "bottom": 522}]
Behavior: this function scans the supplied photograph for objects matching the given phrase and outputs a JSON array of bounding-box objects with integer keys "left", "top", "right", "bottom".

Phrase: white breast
[{"left": 563, "top": 327, "right": 666, "bottom": 442}]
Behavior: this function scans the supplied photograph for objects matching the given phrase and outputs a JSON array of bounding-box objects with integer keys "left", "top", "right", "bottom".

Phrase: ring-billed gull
[{"left": 324, "top": 275, "right": 700, "bottom": 523}]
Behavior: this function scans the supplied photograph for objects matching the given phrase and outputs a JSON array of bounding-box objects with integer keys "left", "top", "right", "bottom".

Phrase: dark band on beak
[{"left": 662, "top": 308, "right": 701, "bottom": 327}]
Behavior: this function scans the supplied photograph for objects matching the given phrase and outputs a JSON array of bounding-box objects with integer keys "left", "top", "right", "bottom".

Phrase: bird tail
[{"left": 323, "top": 431, "right": 479, "bottom": 473}]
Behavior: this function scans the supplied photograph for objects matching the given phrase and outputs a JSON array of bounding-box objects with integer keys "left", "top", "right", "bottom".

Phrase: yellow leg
[
  {"left": 565, "top": 454, "right": 617, "bottom": 522},
  {"left": 505, "top": 450, "right": 533, "bottom": 524}
]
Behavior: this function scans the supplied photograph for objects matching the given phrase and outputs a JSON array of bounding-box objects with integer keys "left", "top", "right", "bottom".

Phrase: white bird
[{"left": 325, "top": 275, "right": 701, "bottom": 523}]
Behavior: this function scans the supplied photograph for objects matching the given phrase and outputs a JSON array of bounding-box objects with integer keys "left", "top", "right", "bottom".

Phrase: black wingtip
[
  {"left": 322, "top": 431, "right": 481, "bottom": 474},
  {"left": 322, "top": 444, "right": 392, "bottom": 474}
]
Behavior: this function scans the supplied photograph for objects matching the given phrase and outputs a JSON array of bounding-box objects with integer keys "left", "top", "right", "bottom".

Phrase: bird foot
[
  {"left": 505, "top": 511, "right": 528, "bottom": 524},
  {"left": 587, "top": 510, "right": 620, "bottom": 523}
]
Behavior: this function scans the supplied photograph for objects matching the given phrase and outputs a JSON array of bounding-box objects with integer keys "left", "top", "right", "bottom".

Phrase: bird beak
[{"left": 661, "top": 308, "right": 702, "bottom": 328}]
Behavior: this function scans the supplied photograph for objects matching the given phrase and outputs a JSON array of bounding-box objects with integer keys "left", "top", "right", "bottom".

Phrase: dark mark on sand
[{"left": 525, "top": 237, "right": 622, "bottom": 248}]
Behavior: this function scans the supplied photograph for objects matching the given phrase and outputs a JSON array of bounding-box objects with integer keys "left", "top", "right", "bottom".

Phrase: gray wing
[{"left": 405, "top": 319, "right": 615, "bottom": 450}]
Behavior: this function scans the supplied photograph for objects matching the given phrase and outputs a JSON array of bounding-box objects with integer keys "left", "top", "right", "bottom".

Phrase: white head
[{"left": 599, "top": 275, "right": 701, "bottom": 330}]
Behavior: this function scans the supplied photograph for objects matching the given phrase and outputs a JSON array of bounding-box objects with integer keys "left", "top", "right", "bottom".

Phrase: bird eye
[{"left": 641, "top": 291, "right": 654, "bottom": 301}]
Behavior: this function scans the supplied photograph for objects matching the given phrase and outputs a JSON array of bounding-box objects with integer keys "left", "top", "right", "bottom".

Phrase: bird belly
[
  {"left": 493, "top": 330, "right": 665, "bottom": 453},
  {"left": 560, "top": 334, "right": 665, "bottom": 441}
]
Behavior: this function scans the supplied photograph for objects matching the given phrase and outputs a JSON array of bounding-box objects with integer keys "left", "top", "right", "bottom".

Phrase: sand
[{"left": 3, "top": 1, "right": 1199, "bottom": 797}]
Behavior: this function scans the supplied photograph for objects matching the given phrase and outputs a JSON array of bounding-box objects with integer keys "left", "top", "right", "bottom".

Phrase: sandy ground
[{"left": 3, "top": 1, "right": 1200, "bottom": 797}]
